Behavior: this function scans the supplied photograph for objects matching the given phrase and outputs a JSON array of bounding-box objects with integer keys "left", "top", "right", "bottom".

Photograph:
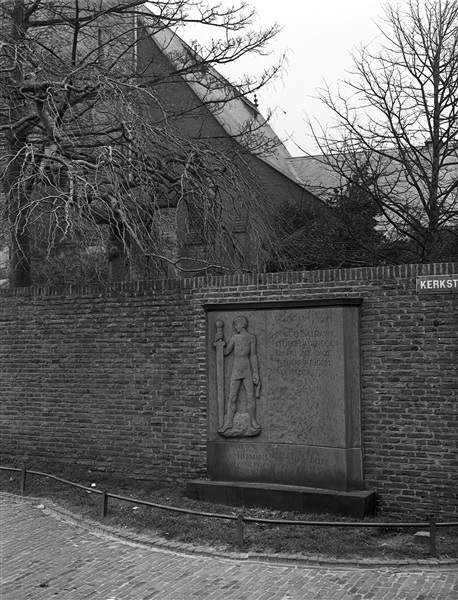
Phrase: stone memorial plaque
[{"left": 206, "top": 300, "right": 363, "bottom": 492}]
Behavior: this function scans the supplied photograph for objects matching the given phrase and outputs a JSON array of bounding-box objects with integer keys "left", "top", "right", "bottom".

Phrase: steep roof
[
  {"left": 288, "top": 155, "right": 344, "bottom": 199},
  {"left": 289, "top": 148, "right": 458, "bottom": 228},
  {"left": 142, "top": 16, "right": 307, "bottom": 187}
]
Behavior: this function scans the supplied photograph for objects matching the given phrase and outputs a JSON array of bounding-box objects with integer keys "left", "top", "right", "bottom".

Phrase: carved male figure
[{"left": 218, "top": 316, "right": 261, "bottom": 434}]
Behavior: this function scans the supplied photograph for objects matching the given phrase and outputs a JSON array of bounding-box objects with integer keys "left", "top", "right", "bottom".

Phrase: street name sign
[{"left": 416, "top": 274, "right": 458, "bottom": 293}]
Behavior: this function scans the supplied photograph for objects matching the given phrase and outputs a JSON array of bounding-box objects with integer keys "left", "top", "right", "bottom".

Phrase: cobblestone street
[{"left": 1, "top": 496, "right": 457, "bottom": 600}]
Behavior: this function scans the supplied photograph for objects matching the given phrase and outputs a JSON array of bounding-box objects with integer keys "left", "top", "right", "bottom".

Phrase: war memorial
[{"left": 188, "top": 299, "right": 376, "bottom": 517}]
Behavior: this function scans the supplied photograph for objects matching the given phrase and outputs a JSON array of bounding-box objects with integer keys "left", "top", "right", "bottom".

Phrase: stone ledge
[{"left": 187, "top": 480, "right": 377, "bottom": 518}]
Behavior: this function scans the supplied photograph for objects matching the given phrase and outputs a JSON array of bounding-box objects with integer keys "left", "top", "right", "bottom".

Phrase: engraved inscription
[
  {"left": 267, "top": 308, "right": 345, "bottom": 446},
  {"left": 271, "top": 311, "right": 336, "bottom": 377},
  {"left": 226, "top": 450, "right": 330, "bottom": 476}
]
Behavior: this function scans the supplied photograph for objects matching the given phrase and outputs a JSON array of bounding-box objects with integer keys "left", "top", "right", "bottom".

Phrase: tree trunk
[
  {"left": 5, "top": 0, "right": 31, "bottom": 287},
  {"left": 8, "top": 194, "right": 31, "bottom": 287},
  {"left": 107, "top": 224, "right": 130, "bottom": 282},
  {"left": 4, "top": 140, "right": 32, "bottom": 287}
]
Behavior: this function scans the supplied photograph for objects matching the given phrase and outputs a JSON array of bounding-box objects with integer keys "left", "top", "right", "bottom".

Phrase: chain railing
[{"left": 2, "top": 465, "right": 457, "bottom": 557}]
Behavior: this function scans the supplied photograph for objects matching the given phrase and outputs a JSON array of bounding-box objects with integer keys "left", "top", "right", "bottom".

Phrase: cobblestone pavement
[{"left": 1, "top": 496, "right": 457, "bottom": 600}]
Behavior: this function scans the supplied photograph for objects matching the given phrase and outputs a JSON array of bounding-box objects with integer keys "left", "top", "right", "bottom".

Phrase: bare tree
[
  {"left": 311, "top": 0, "right": 458, "bottom": 263},
  {"left": 0, "top": 0, "right": 283, "bottom": 286}
]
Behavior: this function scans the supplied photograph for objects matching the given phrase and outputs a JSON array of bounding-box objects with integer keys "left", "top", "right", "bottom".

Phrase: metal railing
[{"left": 2, "top": 465, "right": 457, "bottom": 557}]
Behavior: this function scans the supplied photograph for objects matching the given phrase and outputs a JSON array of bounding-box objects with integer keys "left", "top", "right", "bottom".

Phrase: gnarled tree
[{"left": 0, "top": 0, "right": 283, "bottom": 286}]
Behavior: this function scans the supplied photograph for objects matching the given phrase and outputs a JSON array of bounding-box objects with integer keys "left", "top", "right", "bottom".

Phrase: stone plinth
[{"left": 187, "top": 480, "right": 376, "bottom": 519}]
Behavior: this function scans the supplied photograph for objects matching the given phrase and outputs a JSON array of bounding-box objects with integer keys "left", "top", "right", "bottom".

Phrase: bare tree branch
[{"left": 309, "top": 0, "right": 458, "bottom": 264}]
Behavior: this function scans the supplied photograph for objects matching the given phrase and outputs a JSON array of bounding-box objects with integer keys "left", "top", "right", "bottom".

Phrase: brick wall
[{"left": 1, "top": 263, "right": 457, "bottom": 518}]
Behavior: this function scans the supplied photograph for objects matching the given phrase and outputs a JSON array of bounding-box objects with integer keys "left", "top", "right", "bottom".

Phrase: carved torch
[{"left": 214, "top": 320, "right": 226, "bottom": 429}]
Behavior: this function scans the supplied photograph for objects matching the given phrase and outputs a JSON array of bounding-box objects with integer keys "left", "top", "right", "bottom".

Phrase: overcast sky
[{"left": 221, "top": 0, "right": 392, "bottom": 156}]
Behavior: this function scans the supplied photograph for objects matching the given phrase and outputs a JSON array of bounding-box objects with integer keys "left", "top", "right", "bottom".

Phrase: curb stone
[{"left": 2, "top": 492, "right": 457, "bottom": 571}]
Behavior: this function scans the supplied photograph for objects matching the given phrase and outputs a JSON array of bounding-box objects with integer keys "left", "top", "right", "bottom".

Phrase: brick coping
[
  {"left": 1, "top": 262, "right": 457, "bottom": 298},
  {"left": 3, "top": 493, "right": 457, "bottom": 570}
]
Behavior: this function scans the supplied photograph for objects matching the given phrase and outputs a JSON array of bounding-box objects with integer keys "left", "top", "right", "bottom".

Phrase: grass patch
[{"left": 2, "top": 460, "right": 457, "bottom": 560}]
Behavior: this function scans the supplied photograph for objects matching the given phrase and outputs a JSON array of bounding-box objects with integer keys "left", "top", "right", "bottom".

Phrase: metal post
[
  {"left": 429, "top": 515, "right": 437, "bottom": 557},
  {"left": 20, "top": 464, "right": 27, "bottom": 495},
  {"left": 101, "top": 490, "right": 109, "bottom": 519},
  {"left": 237, "top": 514, "right": 244, "bottom": 549}
]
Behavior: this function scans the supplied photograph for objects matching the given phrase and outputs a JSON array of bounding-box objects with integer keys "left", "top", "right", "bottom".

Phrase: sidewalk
[{"left": 1, "top": 494, "right": 458, "bottom": 600}]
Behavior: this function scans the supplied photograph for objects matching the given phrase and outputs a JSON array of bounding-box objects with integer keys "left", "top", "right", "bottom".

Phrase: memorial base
[{"left": 186, "top": 480, "right": 377, "bottom": 518}]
